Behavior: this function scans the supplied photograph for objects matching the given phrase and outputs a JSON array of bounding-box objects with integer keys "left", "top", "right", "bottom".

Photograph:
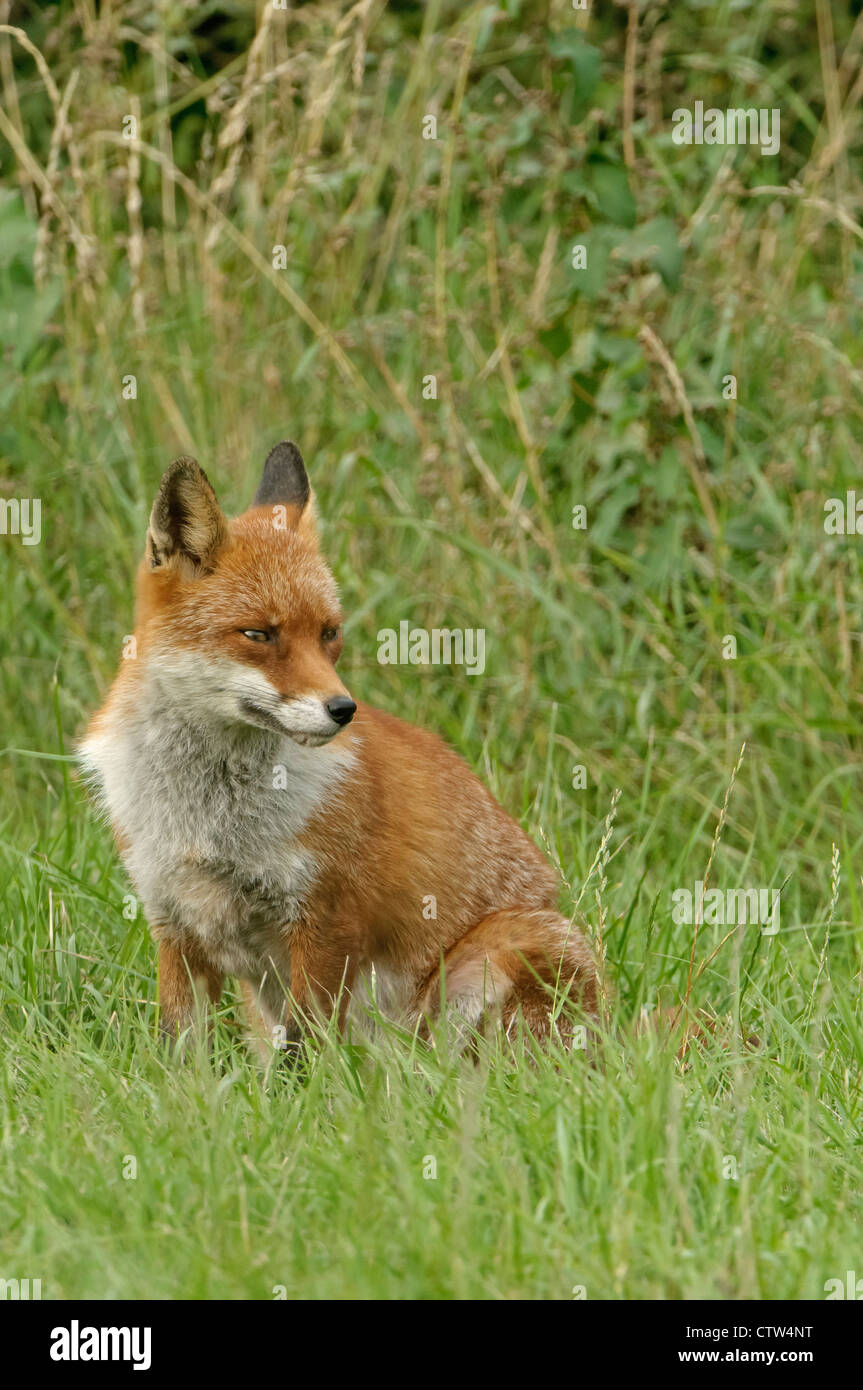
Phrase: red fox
[{"left": 81, "top": 443, "right": 598, "bottom": 1055}]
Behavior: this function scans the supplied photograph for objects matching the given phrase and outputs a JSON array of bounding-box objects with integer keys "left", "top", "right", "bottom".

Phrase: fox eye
[
  {"left": 241, "top": 629, "right": 271, "bottom": 643},
  {"left": 322, "top": 626, "right": 340, "bottom": 643}
]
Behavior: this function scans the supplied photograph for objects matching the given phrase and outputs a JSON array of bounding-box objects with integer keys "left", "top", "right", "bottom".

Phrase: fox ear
[
  {"left": 252, "top": 441, "right": 311, "bottom": 513},
  {"left": 146, "top": 457, "right": 229, "bottom": 574}
]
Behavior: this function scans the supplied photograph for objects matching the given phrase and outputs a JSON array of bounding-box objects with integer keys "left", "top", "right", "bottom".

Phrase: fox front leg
[
  {"left": 288, "top": 930, "right": 358, "bottom": 1040},
  {"left": 242, "top": 933, "right": 356, "bottom": 1068},
  {"left": 240, "top": 974, "right": 305, "bottom": 1066},
  {"left": 156, "top": 936, "right": 223, "bottom": 1051}
]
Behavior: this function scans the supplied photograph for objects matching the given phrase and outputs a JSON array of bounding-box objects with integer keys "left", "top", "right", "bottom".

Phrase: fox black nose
[{"left": 325, "top": 696, "right": 357, "bottom": 727}]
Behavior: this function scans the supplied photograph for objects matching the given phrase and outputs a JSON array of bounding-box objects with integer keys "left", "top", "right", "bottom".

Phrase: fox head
[{"left": 136, "top": 442, "right": 355, "bottom": 747}]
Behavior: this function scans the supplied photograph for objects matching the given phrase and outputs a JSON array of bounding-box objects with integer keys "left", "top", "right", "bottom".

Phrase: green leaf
[
  {"left": 548, "top": 33, "right": 601, "bottom": 114},
  {"left": 588, "top": 162, "right": 637, "bottom": 229}
]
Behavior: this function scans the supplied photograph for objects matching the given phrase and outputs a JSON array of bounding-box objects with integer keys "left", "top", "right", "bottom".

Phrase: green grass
[{"left": 1, "top": 0, "right": 863, "bottom": 1299}]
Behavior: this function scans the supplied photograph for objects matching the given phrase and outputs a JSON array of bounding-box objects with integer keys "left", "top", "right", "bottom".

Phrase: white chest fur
[{"left": 80, "top": 709, "right": 355, "bottom": 978}]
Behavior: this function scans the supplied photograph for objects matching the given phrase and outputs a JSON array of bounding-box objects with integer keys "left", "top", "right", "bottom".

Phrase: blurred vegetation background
[{"left": 4, "top": 0, "right": 863, "bottom": 949}]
